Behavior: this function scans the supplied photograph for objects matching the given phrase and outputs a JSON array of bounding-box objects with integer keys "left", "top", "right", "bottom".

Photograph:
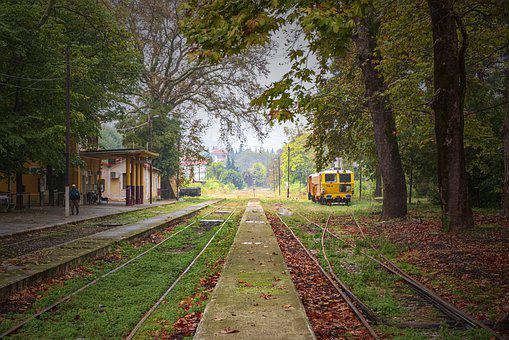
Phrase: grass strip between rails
[
  {"left": 134, "top": 208, "right": 241, "bottom": 338},
  {"left": 262, "top": 203, "right": 492, "bottom": 340},
  {"left": 0, "top": 202, "right": 239, "bottom": 338}
]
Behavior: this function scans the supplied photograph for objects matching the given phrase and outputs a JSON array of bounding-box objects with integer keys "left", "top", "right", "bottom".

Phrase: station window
[
  {"left": 324, "top": 173, "right": 336, "bottom": 182},
  {"left": 339, "top": 173, "right": 351, "bottom": 182}
]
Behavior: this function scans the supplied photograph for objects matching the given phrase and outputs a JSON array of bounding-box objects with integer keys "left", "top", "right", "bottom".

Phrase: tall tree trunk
[
  {"left": 354, "top": 13, "right": 407, "bottom": 218},
  {"left": 503, "top": 64, "right": 509, "bottom": 216},
  {"left": 428, "top": 0, "right": 473, "bottom": 230}
]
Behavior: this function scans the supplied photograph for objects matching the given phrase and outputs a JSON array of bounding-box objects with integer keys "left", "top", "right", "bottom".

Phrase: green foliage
[
  {"left": 280, "top": 133, "right": 315, "bottom": 188},
  {"left": 220, "top": 169, "right": 246, "bottom": 189},
  {"left": 99, "top": 124, "right": 123, "bottom": 150},
  {"left": 231, "top": 148, "right": 275, "bottom": 173},
  {"left": 206, "top": 162, "right": 245, "bottom": 189},
  {"left": 250, "top": 162, "right": 267, "bottom": 187},
  {"left": 0, "top": 0, "right": 140, "bottom": 175}
]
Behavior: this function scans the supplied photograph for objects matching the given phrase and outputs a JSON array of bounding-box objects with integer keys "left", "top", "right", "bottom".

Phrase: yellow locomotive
[{"left": 307, "top": 169, "right": 354, "bottom": 205}]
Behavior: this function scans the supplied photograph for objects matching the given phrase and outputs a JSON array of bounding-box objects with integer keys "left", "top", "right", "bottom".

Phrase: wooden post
[
  {"left": 131, "top": 157, "right": 136, "bottom": 205},
  {"left": 149, "top": 160, "right": 153, "bottom": 204},
  {"left": 140, "top": 160, "right": 144, "bottom": 204},
  {"left": 133, "top": 158, "right": 138, "bottom": 205},
  {"left": 126, "top": 157, "right": 131, "bottom": 206}
]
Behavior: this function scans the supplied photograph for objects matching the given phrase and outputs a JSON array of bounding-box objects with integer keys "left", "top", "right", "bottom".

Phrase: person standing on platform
[{"left": 70, "top": 184, "right": 81, "bottom": 215}]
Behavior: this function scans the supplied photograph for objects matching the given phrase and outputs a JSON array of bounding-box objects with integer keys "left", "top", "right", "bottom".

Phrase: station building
[{"left": 0, "top": 148, "right": 166, "bottom": 209}]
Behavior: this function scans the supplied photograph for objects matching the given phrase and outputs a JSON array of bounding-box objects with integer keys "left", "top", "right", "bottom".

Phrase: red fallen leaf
[
  {"left": 238, "top": 280, "right": 253, "bottom": 287},
  {"left": 282, "top": 304, "right": 294, "bottom": 310},
  {"left": 260, "top": 293, "right": 276, "bottom": 300},
  {"left": 220, "top": 327, "right": 239, "bottom": 334}
]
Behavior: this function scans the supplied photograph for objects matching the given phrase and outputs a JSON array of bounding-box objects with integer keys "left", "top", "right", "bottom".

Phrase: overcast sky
[{"left": 201, "top": 27, "right": 315, "bottom": 152}]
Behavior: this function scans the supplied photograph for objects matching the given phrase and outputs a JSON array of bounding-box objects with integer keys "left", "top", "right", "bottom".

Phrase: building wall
[{"left": 101, "top": 160, "right": 161, "bottom": 202}]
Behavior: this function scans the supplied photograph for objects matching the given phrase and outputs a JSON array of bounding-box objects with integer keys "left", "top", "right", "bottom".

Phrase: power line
[
  {"left": 0, "top": 81, "right": 62, "bottom": 92},
  {"left": 0, "top": 73, "right": 63, "bottom": 81}
]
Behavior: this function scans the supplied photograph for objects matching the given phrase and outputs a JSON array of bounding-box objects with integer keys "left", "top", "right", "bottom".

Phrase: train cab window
[
  {"left": 324, "top": 173, "right": 337, "bottom": 182},
  {"left": 339, "top": 173, "right": 351, "bottom": 182},
  {"left": 340, "top": 184, "right": 352, "bottom": 192}
]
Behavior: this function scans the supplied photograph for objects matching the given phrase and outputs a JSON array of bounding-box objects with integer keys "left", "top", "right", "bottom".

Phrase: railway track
[
  {"left": 126, "top": 207, "right": 237, "bottom": 339},
  {"left": 287, "top": 207, "right": 502, "bottom": 339},
  {"left": 272, "top": 212, "right": 379, "bottom": 339},
  {"left": 0, "top": 201, "right": 232, "bottom": 338},
  {"left": 0, "top": 203, "right": 214, "bottom": 260}
]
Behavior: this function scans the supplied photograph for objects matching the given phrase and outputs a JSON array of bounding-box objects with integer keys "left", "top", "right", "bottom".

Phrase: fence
[
  {"left": 0, "top": 191, "right": 69, "bottom": 212},
  {"left": 1, "top": 188, "right": 166, "bottom": 212}
]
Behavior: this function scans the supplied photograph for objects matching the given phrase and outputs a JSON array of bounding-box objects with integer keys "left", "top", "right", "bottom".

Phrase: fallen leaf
[{"left": 220, "top": 327, "right": 239, "bottom": 334}]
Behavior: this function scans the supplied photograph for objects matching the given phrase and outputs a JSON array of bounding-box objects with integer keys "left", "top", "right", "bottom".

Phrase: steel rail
[
  {"left": 0, "top": 201, "right": 228, "bottom": 339},
  {"left": 293, "top": 208, "right": 501, "bottom": 338},
  {"left": 0, "top": 201, "right": 223, "bottom": 251},
  {"left": 126, "top": 208, "right": 237, "bottom": 339},
  {"left": 275, "top": 212, "right": 379, "bottom": 339},
  {"left": 350, "top": 214, "right": 502, "bottom": 339}
]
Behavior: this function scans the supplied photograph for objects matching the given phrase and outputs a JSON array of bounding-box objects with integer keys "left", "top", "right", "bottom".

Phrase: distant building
[
  {"left": 210, "top": 149, "right": 227, "bottom": 163},
  {"left": 181, "top": 159, "right": 207, "bottom": 183}
]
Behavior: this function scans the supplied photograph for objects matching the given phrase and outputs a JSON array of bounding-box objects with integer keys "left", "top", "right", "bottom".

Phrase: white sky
[{"left": 202, "top": 27, "right": 316, "bottom": 152}]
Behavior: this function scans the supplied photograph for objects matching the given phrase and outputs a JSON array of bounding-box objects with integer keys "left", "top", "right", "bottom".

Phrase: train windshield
[
  {"left": 324, "top": 173, "right": 337, "bottom": 182},
  {"left": 340, "top": 184, "right": 352, "bottom": 192},
  {"left": 339, "top": 173, "right": 351, "bottom": 182}
]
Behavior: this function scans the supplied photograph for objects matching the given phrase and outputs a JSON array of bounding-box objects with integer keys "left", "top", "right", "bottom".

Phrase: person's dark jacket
[{"left": 70, "top": 188, "right": 80, "bottom": 201}]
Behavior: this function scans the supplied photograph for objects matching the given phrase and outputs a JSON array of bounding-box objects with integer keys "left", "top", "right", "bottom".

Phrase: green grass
[
  {"left": 1, "top": 202, "right": 241, "bottom": 339},
  {"left": 77, "top": 197, "right": 212, "bottom": 229},
  {"left": 262, "top": 202, "right": 493, "bottom": 339},
  {"left": 134, "top": 213, "right": 240, "bottom": 338}
]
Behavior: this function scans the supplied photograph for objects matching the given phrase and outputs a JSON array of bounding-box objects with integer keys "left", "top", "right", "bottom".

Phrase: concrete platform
[
  {"left": 0, "top": 200, "right": 177, "bottom": 237},
  {"left": 0, "top": 200, "right": 219, "bottom": 300},
  {"left": 194, "top": 201, "right": 315, "bottom": 340}
]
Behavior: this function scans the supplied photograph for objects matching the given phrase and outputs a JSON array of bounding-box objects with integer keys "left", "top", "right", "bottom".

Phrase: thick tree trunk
[
  {"left": 428, "top": 0, "right": 473, "bottom": 230},
  {"left": 503, "top": 65, "right": 509, "bottom": 216},
  {"left": 354, "top": 14, "right": 407, "bottom": 218},
  {"left": 161, "top": 174, "right": 177, "bottom": 199}
]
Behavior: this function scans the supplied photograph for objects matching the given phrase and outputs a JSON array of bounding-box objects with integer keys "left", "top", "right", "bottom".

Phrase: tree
[
  {"left": 427, "top": 0, "right": 473, "bottom": 230},
  {"left": 280, "top": 133, "right": 315, "bottom": 186},
  {"left": 504, "top": 62, "right": 509, "bottom": 216},
  {"left": 353, "top": 5, "right": 407, "bottom": 217},
  {"left": 0, "top": 0, "right": 139, "bottom": 184},
  {"left": 114, "top": 0, "right": 270, "bottom": 190},
  {"left": 219, "top": 169, "right": 245, "bottom": 189},
  {"left": 183, "top": 0, "right": 408, "bottom": 218},
  {"left": 250, "top": 162, "right": 267, "bottom": 187},
  {"left": 99, "top": 125, "right": 123, "bottom": 149}
]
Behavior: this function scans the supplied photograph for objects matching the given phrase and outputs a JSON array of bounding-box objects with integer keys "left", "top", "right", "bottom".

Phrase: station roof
[{"left": 80, "top": 148, "right": 159, "bottom": 160}]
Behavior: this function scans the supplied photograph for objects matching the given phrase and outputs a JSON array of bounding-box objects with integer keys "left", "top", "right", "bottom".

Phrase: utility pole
[
  {"left": 148, "top": 112, "right": 153, "bottom": 204},
  {"left": 65, "top": 47, "right": 71, "bottom": 217},
  {"left": 176, "top": 126, "right": 181, "bottom": 200},
  {"left": 287, "top": 146, "right": 290, "bottom": 198},
  {"left": 359, "top": 164, "right": 362, "bottom": 200},
  {"left": 278, "top": 155, "right": 281, "bottom": 196}
]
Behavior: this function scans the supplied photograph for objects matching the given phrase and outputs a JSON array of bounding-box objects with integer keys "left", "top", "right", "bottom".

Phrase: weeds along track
[
  {"left": 125, "top": 207, "right": 237, "bottom": 339},
  {"left": 0, "top": 201, "right": 234, "bottom": 339},
  {"left": 288, "top": 207, "right": 501, "bottom": 339},
  {"left": 267, "top": 212, "right": 378, "bottom": 339}
]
